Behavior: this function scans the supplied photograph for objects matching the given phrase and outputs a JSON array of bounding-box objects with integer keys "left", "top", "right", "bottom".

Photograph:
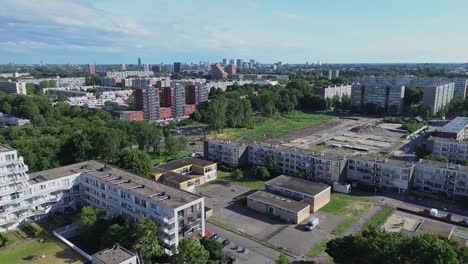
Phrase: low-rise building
[
  {"left": 0, "top": 113, "right": 30, "bottom": 126},
  {"left": 413, "top": 159, "right": 468, "bottom": 199},
  {"left": 203, "top": 140, "right": 249, "bottom": 167},
  {"left": 265, "top": 175, "right": 331, "bottom": 213},
  {"left": 347, "top": 155, "right": 415, "bottom": 192},
  {"left": 434, "top": 116, "right": 468, "bottom": 140},
  {"left": 112, "top": 111, "right": 144, "bottom": 121},
  {"left": 92, "top": 244, "right": 139, "bottom": 264},
  {"left": 0, "top": 81, "right": 27, "bottom": 95},
  {"left": 246, "top": 190, "right": 310, "bottom": 224}
]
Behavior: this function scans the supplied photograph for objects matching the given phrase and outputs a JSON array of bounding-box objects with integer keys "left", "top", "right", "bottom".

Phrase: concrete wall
[
  {"left": 246, "top": 197, "right": 310, "bottom": 224},
  {"left": 312, "top": 187, "right": 331, "bottom": 213}
]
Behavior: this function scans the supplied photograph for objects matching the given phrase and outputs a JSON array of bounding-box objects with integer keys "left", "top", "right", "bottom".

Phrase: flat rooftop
[
  {"left": 441, "top": 117, "right": 468, "bottom": 133},
  {"left": 29, "top": 160, "right": 203, "bottom": 208},
  {"left": 92, "top": 244, "right": 135, "bottom": 264},
  {"left": 251, "top": 142, "right": 348, "bottom": 161},
  {"left": 0, "top": 144, "right": 14, "bottom": 153},
  {"left": 430, "top": 136, "right": 468, "bottom": 144},
  {"left": 416, "top": 159, "right": 468, "bottom": 173},
  {"left": 206, "top": 139, "right": 248, "bottom": 148},
  {"left": 248, "top": 190, "right": 310, "bottom": 213},
  {"left": 265, "top": 175, "right": 331, "bottom": 197},
  {"left": 156, "top": 157, "right": 215, "bottom": 171},
  {"left": 161, "top": 171, "right": 203, "bottom": 184},
  {"left": 350, "top": 154, "right": 414, "bottom": 167}
]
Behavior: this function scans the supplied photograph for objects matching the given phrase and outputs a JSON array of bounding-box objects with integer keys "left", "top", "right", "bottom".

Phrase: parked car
[
  {"left": 222, "top": 239, "right": 231, "bottom": 247},
  {"left": 446, "top": 213, "right": 453, "bottom": 221},
  {"left": 205, "top": 230, "right": 213, "bottom": 237},
  {"left": 305, "top": 217, "right": 319, "bottom": 231},
  {"left": 461, "top": 219, "right": 468, "bottom": 224},
  {"left": 211, "top": 233, "right": 219, "bottom": 240}
]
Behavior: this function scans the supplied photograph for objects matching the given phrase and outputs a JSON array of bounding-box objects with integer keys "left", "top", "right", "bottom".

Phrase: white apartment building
[
  {"left": 66, "top": 90, "right": 133, "bottom": 108},
  {"left": 414, "top": 159, "right": 468, "bottom": 199},
  {"left": 422, "top": 82, "right": 454, "bottom": 115},
  {"left": 347, "top": 155, "right": 415, "bottom": 192},
  {"left": 0, "top": 81, "right": 27, "bottom": 95},
  {"left": 429, "top": 137, "right": 468, "bottom": 164},
  {"left": 248, "top": 143, "right": 348, "bottom": 184},
  {"left": 19, "top": 77, "right": 86, "bottom": 88},
  {"left": 316, "top": 84, "right": 352, "bottom": 100},
  {"left": 204, "top": 140, "right": 249, "bottom": 167},
  {"left": 106, "top": 71, "right": 154, "bottom": 79},
  {"left": 351, "top": 78, "right": 405, "bottom": 113},
  {"left": 0, "top": 147, "right": 205, "bottom": 253},
  {"left": 435, "top": 116, "right": 468, "bottom": 140}
]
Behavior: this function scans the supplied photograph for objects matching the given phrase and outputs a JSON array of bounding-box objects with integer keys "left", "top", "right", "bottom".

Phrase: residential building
[
  {"left": 152, "top": 158, "right": 217, "bottom": 193},
  {"left": 131, "top": 78, "right": 157, "bottom": 89},
  {"left": 88, "top": 64, "right": 95, "bottom": 75},
  {"left": 135, "top": 86, "right": 160, "bottom": 123},
  {"left": 0, "top": 81, "right": 27, "bottom": 95},
  {"left": 434, "top": 116, "right": 468, "bottom": 140},
  {"left": 247, "top": 190, "right": 310, "bottom": 224},
  {"left": 428, "top": 137, "right": 468, "bottom": 164},
  {"left": 335, "top": 70, "right": 340, "bottom": 78},
  {"left": 152, "top": 65, "right": 162, "bottom": 72},
  {"left": 106, "top": 71, "right": 153, "bottom": 79},
  {"left": 19, "top": 77, "right": 85, "bottom": 88},
  {"left": 174, "top": 62, "right": 182, "bottom": 73},
  {"left": 143, "top": 64, "right": 150, "bottom": 72},
  {"left": 316, "top": 84, "right": 352, "bottom": 100},
  {"left": 236, "top": 59, "right": 243, "bottom": 69},
  {"left": 422, "top": 82, "right": 454, "bottom": 115},
  {"left": 101, "top": 77, "right": 122, "bottom": 87},
  {"left": 203, "top": 140, "right": 249, "bottom": 167},
  {"left": 222, "top": 59, "right": 227, "bottom": 66},
  {"left": 229, "top": 59, "right": 235, "bottom": 65},
  {"left": 121, "top": 64, "right": 126, "bottom": 71},
  {"left": 351, "top": 77, "right": 405, "bottom": 113},
  {"left": 210, "top": 64, "right": 228, "bottom": 79},
  {"left": 112, "top": 111, "right": 144, "bottom": 121},
  {"left": 248, "top": 143, "right": 348, "bottom": 184},
  {"left": 0, "top": 113, "right": 30, "bottom": 126},
  {"left": 347, "top": 155, "right": 415, "bottom": 192},
  {"left": 92, "top": 244, "right": 138, "bottom": 264},
  {"left": 328, "top": 69, "right": 333, "bottom": 80},
  {"left": 413, "top": 159, "right": 468, "bottom": 199},
  {"left": 226, "top": 64, "right": 237, "bottom": 75},
  {"left": 265, "top": 175, "right": 331, "bottom": 213}
]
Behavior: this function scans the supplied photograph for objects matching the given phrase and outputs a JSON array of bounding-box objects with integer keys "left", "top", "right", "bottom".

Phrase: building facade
[
  {"left": 428, "top": 137, "right": 468, "bottom": 164},
  {"left": 434, "top": 117, "right": 468, "bottom": 140},
  {"left": 210, "top": 64, "right": 228, "bottom": 79},
  {"left": 203, "top": 140, "right": 249, "bottom": 167},
  {"left": 316, "top": 84, "right": 352, "bottom": 100},
  {"left": 135, "top": 87, "right": 160, "bottom": 123},
  {"left": 351, "top": 78, "right": 405, "bottom": 113},
  {"left": 422, "top": 82, "right": 455, "bottom": 115},
  {"left": 0, "top": 81, "right": 27, "bottom": 95}
]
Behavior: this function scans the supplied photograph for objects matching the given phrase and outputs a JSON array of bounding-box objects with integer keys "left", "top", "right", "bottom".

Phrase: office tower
[
  {"left": 226, "top": 64, "right": 237, "bottom": 75},
  {"left": 422, "top": 82, "right": 455, "bottom": 115},
  {"left": 88, "top": 64, "right": 95, "bottom": 75},
  {"left": 135, "top": 86, "right": 160, "bottom": 123},
  {"left": 222, "top": 59, "right": 227, "bottom": 66},
  {"left": 236, "top": 59, "right": 243, "bottom": 69},
  {"left": 143, "top": 64, "right": 149, "bottom": 71},
  {"left": 210, "top": 64, "right": 228, "bottom": 79},
  {"left": 335, "top": 70, "right": 340, "bottom": 78},
  {"left": 138, "top": 57, "right": 141, "bottom": 68},
  {"left": 328, "top": 69, "right": 333, "bottom": 80},
  {"left": 173, "top": 62, "right": 182, "bottom": 73},
  {"left": 229, "top": 59, "right": 235, "bottom": 65},
  {"left": 152, "top": 65, "right": 162, "bottom": 72},
  {"left": 0, "top": 81, "right": 27, "bottom": 95},
  {"left": 121, "top": 64, "right": 126, "bottom": 71},
  {"left": 351, "top": 77, "right": 405, "bottom": 114}
]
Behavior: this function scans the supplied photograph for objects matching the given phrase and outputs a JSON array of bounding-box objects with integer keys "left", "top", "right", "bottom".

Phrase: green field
[
  {"left": 0, "top": 238, "right": 86, "bottom": 264},
  {"left": 210, "top": 111, "right": 335, "bottom": 141},
  {"left": 360, "top": 207, "right": 394, "bottom": 231}
]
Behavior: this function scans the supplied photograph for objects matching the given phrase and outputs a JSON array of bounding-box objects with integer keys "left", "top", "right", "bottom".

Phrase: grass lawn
[
  {"left": 360, "top": 207, "right": 395, "bottom": 231},
  {"left": 305, "top": 236, "right": 332, "bottom": 258},
  {"left": 0, "top": 238, "right": 87, "bottom": 264},
  {"left": 203, "top": 169, "right": 265, "bottom": 190},
  {"left": 210, "top": 111, "right": 335, "bottom": 141},
  {"left": 149, "top": 151, "right": 190, "bottom": 166}
]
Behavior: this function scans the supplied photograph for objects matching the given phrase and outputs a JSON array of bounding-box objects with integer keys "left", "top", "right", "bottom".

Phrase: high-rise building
[
  {"left": 210, "top": 64, "right": 228, "bottom": 79},
  {"left": 335, "top": 70, "right": 340, "bottom": 78},
  {"left": 422, "top": 82, "right": 455, "bottom": 115},
  {"left": 137, "top": 57, "right": 141, "bottom": 68},
  {"left": 328, "top": 69, "right": 333, "bottom": 80},
  {"left": 88, "top": 64, "right": 95, "bottom": 75},
  {"left": 226, "top": 64, "right": 237, "bottom": 75},
  {"left": 316, "top": 84, "right": 352, "bottom": 99},
  {"left": 351, "top": 77, "right": 405, "bottom": 113},
  {"left": 229, "top": 59, "right": 235, "bottom": 65},
  {"left": 236, "top": 59, "right": 243, "bottom": 69},
  {"left": 173, "top": 62, "right": 182, "bottom": 73},
  {"left": 135, "top": 86, "right": 160, "bottom": 123},
  {"left": 0, "top": 81, "right": 27, "bottom": 95},
  {"left": 143, "top": 64, "right": 150, "bottom": 71},
  {"left": 152, "top": 65, "right": 162, "bottom": 72},
  {"left": 121, "top": 64, "right": 126, "bottom": 71},
  {"left": 222, "top": 59, "right": 227, "bottom": 66},
  {"left": 250, "top": 59, "right": 255, "bottom": 68}
]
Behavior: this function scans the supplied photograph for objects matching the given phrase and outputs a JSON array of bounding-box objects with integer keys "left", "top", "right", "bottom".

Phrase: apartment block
[
  {"left": 347, "top": 155, "right": 415, "bottom": 192},
  {"left": 422, "top": 82, "right": 454, "bottom": 115},
  {"left": 112, "top": 111, "right": 144, "bottom": 121},
  {"left": 248, "top": 143, "right": 348, "bottom": 184},
  {"left": 203, "top": 140, "right": 249, "bottom": 167},
  {"left": 131, "top": 78, "right": 157, "bottom": 89},
  {"left": 0, "top": 81, "right": 27, "bottom": 95},
  {"left": 434, "top": 117, "right": 468, "bottom": 140},
  {"left": 174, "top": 62, "right": 182, "bottom": 73},
  {"left": 428, "top": 137, "right": 468, "bottom": 164},
  {"left": 152, "top": 158, "right": 217, "bottom": 193},
  {"left": 351, "top": 78, "right": 405, "bottom": 113},
  {"left": 88, "top": 64, "right": 95, "bottom": 75},
  {"left": 226, "top": 64, "right": 237, "bottom": 75},
  {"left": 210, "top": 64, "right": 228, "bottom": 79},
  {"left": 106, "top": 71, "right": 153, "bottom": 79},
  {"left": 414, "top": 160, "right": 468, "bottom": 199},
  {"left": 316, "top": 84, "right": 352, "bottom": 99},
  {"left": 134, "top": 87, "right": 160, "bottom": 123},
  {"left": 265, "top": 175, "right": 331, "bottom": 213},
  {"left": 0, "top": 147, "right": 205, "bottom": 253}
]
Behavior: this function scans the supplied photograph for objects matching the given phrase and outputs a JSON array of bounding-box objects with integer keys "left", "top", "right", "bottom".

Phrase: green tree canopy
[
  {"left": 172, "top": 237, "right": 209, "bottom": 264},
  {"left": 116, "top": 149, "right": 152, "bottom": 178}
]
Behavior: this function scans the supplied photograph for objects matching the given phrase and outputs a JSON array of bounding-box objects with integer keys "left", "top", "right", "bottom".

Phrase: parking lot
[{"left": 198, "top": 184, "right": 346, "bottom": 257}]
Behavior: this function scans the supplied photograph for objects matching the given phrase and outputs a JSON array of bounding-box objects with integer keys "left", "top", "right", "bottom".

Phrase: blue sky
[{"left": 1, "top": 0, "right": 468, "bottom": 64}]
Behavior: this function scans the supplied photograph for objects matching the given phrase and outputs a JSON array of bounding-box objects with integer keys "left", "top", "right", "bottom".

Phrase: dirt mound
[{"left": 350, "top": 125, "right": 399, "bottom": 137}]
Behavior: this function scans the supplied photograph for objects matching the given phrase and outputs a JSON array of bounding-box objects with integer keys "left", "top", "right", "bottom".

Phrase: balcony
[{"left": 152, "top": 212, "right": 175, "bottom": 224}]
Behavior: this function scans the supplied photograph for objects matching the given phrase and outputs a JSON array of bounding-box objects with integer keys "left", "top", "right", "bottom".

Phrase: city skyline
[{"left": 1, "top": 0, "right": 468, "bottom": 64}]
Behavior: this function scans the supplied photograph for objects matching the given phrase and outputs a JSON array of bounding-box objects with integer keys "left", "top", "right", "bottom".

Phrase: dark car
[
  {"left": 211, "top": 233, "right": 219, "bottom": 240},
  {"left": 222, "top": 239, "right": 231, "bottom": 247},
  {"left": 446, "top": 213, "right": 453, "bottom": 221}
]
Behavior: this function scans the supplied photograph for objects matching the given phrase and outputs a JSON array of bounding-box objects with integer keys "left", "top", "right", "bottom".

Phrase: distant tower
[
  {"left": 335, "top": 70, "right": 340, "bottom": 78},
  {"left": 222, "top": 59, "right": 227, "bottom": 66},
  {"left": 328, "top": 69, "right": 333, "bottom": 80},
  {"left": 236, "top": 59, "right": 243, "bottom": 69},
  {"left": 143, "top": 64, "right": 149, "bottom": 71},
  {"left": 138, "top": 57, "right": 141, "bottom": 68},
  {"left": 121, "top": 64, "right": 126, "bottom": 71},
  {"left": 88, "top": 64, "right": 95, "bottom": 75},
  {"left": 173, "top": 62, "right": 182, "bottom": 73},
  {"left": 229, "top": 59, "right": 235, "bottom": 65}
]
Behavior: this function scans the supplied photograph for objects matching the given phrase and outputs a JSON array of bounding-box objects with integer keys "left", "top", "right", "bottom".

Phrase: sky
[{"left": 1, "top": 0, "right": 468, "bottom": 64}]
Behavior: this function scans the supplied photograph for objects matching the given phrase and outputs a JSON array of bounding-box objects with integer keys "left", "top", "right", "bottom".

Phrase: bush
[
  {"left": 0, "top": 233, "right": 8, "bottom": 247},
  {"left": 231, "top": 169, "right": 244, "bottom": 180}
]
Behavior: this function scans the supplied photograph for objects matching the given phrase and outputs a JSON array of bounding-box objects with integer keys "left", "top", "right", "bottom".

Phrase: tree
[
  {"left": 0, "top": 233, "right": 8, "bottom": 247},
  {"left": 165, "top": 135, "right": 186, "bottom": 157},
  {"left": 275, "top": 252, "right": 290, "bottom": 264},
  {"left": 78, "top": 206, "right": 104, "bottom": 227},
  {"left": 231, "top": 169, "right": 244, "bottom": 180},
  {"left": 255, "top": 166, "right": 270, "bottom": 180},
  {"left": 39, "top": 80, "right": 51, "bottom": 89},
  {"left": 101, "top": 223, "right": 131, "bottom": 249},
  {"left": 200, "top": 237, "right": 224, "bottom": 262},
  {"left": 133, "top": 215, "right": 163, "bottom": 263},
  {"left": 117, "top": 149, "right": 152, "bottom": 177},
  {"left": 127, "top": 94, "right": 135, "bottom": 110},
  {"left": 172, "top": 236, "right": 209, "bottom": 264}
]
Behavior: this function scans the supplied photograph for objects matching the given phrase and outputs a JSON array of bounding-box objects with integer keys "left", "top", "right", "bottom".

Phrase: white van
[{"left": 305, "top": 217, "right": 319, "bottom": 231}]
